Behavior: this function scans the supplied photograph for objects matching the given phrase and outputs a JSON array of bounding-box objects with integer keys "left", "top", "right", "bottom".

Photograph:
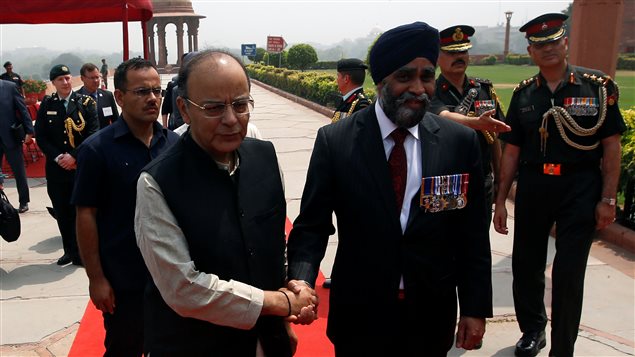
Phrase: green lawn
[{"left": 312, "top": 65, "right": 635, "bottom": 113}]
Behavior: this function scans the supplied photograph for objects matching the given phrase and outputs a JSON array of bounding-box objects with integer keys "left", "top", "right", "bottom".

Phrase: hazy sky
[{"left": 0, "top": 0, "right": 571, "bottom": 59}]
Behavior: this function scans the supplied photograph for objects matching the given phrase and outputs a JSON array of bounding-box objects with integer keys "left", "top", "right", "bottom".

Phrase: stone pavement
[{"left": 1, "top": 77, "right": 633, "bottom": 356}]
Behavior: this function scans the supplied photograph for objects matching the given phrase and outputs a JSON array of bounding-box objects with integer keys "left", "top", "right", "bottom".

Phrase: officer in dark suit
[
  {"left": 331, "top": 58, "right": 371, "bottom": 123},
  {"left": 433, "top": 25, "right": 505, "bottom": 226},
  {"left": 35, "top": 64, "right": 99, "bottom": 266},
  {"left": 0, "top": 79, "right": 34, "bottom": 212},
  {"left": 288, "top": 22, "right": 492, "bottom": 356},
  {"left": 78, "top": 63, "right": 119, "bottom": 129},
  {"left": 494, "top": 14, "right": 626, "bottom": 357}
]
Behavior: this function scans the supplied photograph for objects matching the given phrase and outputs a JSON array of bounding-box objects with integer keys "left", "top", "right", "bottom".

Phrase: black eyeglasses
[
  {"left": 184, "top": 96, "right": 254, "bottom": 119},
  {"left": 126, "top": 87, "right": 162, "bottom": 97}
]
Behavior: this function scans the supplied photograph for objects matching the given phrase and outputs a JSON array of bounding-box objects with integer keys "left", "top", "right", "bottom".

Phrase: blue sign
[{"left": 241, "top": 44, "right": 257, "bottom": 57}]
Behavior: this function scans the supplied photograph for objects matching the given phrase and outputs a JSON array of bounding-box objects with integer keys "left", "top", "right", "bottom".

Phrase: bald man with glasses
[
  {"left": 134, "top": 50, "right": 317, "bottom": 356},
  {"left": 72, "top": 57, "right": 179, "bottom": 357}
]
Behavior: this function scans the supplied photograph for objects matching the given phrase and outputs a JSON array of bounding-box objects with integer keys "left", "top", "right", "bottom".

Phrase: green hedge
[
  {"left": 247, "top": 64, "right": 339, "bottom": 106},
  {"left": 309, "top": 61, "right": 338, "bottom": 70},
  {"left": 617, "top": 55, "right": 635, "bottom": 70},
  {"left": 505, "top": 54, "right": 534, "bottom": 65},
  {"left": 620, "top": 107, "right": 635, "bottom": 190},
  {"left": 481, "top": 55, "right": 497, "bottom": 65},
  {"left": 247, "top": 64, "right": 378, "bottom": 107}
]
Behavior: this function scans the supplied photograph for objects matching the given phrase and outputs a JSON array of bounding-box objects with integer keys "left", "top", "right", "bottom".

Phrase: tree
[
  {"left": 248, "top": 47, "right": 266, "bottom": 63},
  {"left": 49, "top": 53, "right": 84, "bottom": 76},
  {"left": 287, "top": 44, "right": 318, "bottom": 71},
  {"left": 263, "top": 50, "right": 288, "bottom": 68},
  {"left": 365, "top": 33, "right": 382, "bottom": 76}
]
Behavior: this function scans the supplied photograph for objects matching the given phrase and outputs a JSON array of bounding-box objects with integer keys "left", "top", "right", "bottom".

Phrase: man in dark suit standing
[
  {"left": 0, "top": 79, "right": 34, "bottom": 212},
  {"left": 35, "top": 64, "right": 99, "bottom": 266},
  {"left": 287, "top": 22, "right": 493, "bottom": 356},
  {"left": 78, "top": 63, "right": 119, "bottom": 129}
]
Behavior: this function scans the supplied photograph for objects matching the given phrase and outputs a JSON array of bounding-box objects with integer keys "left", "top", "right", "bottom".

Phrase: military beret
[
  {"left": 337, "top": 58, "right": 368, "bottom": 71},
  {"left": 3, "top": 61, "right": 12, "bottom": 68},
  {"left": 439, "top": 25, "right": 475, "bottom": 52},
  {"left": 369, "top": 22, "right": 439, "bottom": 85},
  {"left": 50, "top": 64, "right": 71, "bottom": 81},
  {"left": 519, "top": 13, "right": 568, "bottom": 44}
]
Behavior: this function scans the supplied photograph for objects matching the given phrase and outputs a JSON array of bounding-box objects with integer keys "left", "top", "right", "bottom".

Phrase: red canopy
[{"left": 0, "top": 0, "right": 153, "bottom": 60}]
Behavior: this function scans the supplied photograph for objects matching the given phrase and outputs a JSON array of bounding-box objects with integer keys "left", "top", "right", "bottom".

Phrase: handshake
[{"left": 264, "top": 279, "right": 319, "bottom": 325}]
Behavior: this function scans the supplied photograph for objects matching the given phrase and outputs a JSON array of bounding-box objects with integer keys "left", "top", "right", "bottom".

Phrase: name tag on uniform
[
  {"left": 420, "top": 173, "right": 469, "bottom": 213},
  {"left": 520, "top": 105, "right": 534, "bottom": 113},
  {"left": 47, "top": 111, "right": 57, "bottom": 115},
  {"left": 103, "top": 107, "right": 114, "bottom": 116}
]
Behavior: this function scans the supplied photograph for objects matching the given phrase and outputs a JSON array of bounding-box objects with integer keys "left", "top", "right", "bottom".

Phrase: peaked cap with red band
[
  {"left": 439, "top": 25, "right": 475, "bottom": 52},
  {"left": 519, "top": 13, "right": 568, "bottom": 44}
]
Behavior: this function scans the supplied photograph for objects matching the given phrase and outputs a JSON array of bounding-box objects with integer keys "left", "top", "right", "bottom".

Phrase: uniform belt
[{"left": 520, "top": 161, "right": 600, "bottom": 176}]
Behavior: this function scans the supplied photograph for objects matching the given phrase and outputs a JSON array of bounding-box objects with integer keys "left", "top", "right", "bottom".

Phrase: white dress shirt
[{"left": 374, "top": 100, "right": 422, "bottom": 233}]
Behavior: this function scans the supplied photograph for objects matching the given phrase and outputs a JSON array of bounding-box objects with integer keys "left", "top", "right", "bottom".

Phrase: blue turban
[{"left": 369, "top": 22, "right": 440, "bottom": 84}]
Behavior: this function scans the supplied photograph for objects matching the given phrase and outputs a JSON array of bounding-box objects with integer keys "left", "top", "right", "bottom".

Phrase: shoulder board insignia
[
  {"left": 513, "top": 76, "right": 536, "bottom": 93},
  {"left": 581, "top": 72, "right": 605, "bottom": 85},
  {"left": 81, "top": 95, "right": 96, "bottom": 107}
]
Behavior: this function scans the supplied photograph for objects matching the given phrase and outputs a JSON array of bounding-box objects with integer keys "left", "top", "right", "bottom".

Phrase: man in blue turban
[{"left": 287, "top": 22, "right": 493, "bottom": 356}]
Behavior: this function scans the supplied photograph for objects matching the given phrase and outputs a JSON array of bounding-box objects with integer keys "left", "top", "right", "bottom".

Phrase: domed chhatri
[{"left": 146, "top": 0, "right": 206, "bottom": 71}]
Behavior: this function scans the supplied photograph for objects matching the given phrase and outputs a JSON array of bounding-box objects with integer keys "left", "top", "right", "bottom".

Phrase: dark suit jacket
[
  {"left": 0, "top": 80, "right": 34, "bottom": 150},
  {"left": 287, "top": 106, "right": 493, "bottom": 346},
  {"left": 77, "top": 87, "right": 119, "bottom": 129}
]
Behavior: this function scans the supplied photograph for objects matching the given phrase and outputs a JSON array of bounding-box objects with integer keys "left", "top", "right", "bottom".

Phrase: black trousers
[
  {"left": 333, "top": 299, "right": 456, "bottom": 357},
  {"left": 513, "top": 168, "right": 600, "bottom": 357},
  {"left": 47, "top": 179, "right": 79, "bottom": 259},
  {"left": 0, "top": 142, "right": 30, "bottom": 205},
  {"left": 103, "top": 291, "right": 144, "bottom": 357}
]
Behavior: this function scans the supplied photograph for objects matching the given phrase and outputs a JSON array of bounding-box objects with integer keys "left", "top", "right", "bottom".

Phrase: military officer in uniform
[
  {"left": 331, "top": 58, "right": 371, "bottom": 123},
  {"left": 1, "top": 61, "right": 25, "bottom": 96},
  {"left": 35, "top": 64, "right": 100, "bottom": 266},
  {"left": 433, "top": 25, "right": 505, "bottom": 225},
  {"left": 493, "top": 14, "right": 626, "bottom": 357}
]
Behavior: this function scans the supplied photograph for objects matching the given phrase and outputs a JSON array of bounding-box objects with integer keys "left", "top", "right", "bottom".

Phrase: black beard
[{"left": 380, "top": 84, "right": 430, "bottom": 128}]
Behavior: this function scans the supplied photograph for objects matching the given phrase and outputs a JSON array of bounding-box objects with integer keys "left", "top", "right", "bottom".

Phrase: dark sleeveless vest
[{"left": 142, "top": 132, "right": 290, "bottom": 357}]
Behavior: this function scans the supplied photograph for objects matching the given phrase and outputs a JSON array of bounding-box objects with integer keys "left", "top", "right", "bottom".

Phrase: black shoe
[
  {"left": 57, "top": 254, "right": 72, "bottom": 265},
  {"left": 322, "top": 279, "right": 331, "bottom": 288},
  {"left": 515, "top": 331, "right": 546, "bottom": 357},
  {"left": 72, "top": 257, "right": 83, "bottom": 266},
  {"left": 18, "top": 204, "right": 29, "bottom": 213}
]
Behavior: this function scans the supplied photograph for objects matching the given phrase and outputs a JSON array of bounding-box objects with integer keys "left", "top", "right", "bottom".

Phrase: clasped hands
[
  {"left": 280, "top": 279, "right": 319, "bottom": 325},
  {"left": 56, "top": 152, "right": 77, "bottom": 170}
]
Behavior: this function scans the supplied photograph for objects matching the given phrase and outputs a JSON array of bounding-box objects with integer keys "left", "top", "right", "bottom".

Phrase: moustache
[
  {"left": 395, "top": 92, "right": 430, "bottom": 107},
  {"left": 452, "top": 59, "right": 466, "bottom": 66}
]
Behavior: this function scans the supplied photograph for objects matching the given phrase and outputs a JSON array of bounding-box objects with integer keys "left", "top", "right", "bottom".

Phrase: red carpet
[
  {"left": 69, "top": 217, "right": 335, "bottom": 356},
  {"left": 1, "top": 142, "right": 46, "bottom": 179}
]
